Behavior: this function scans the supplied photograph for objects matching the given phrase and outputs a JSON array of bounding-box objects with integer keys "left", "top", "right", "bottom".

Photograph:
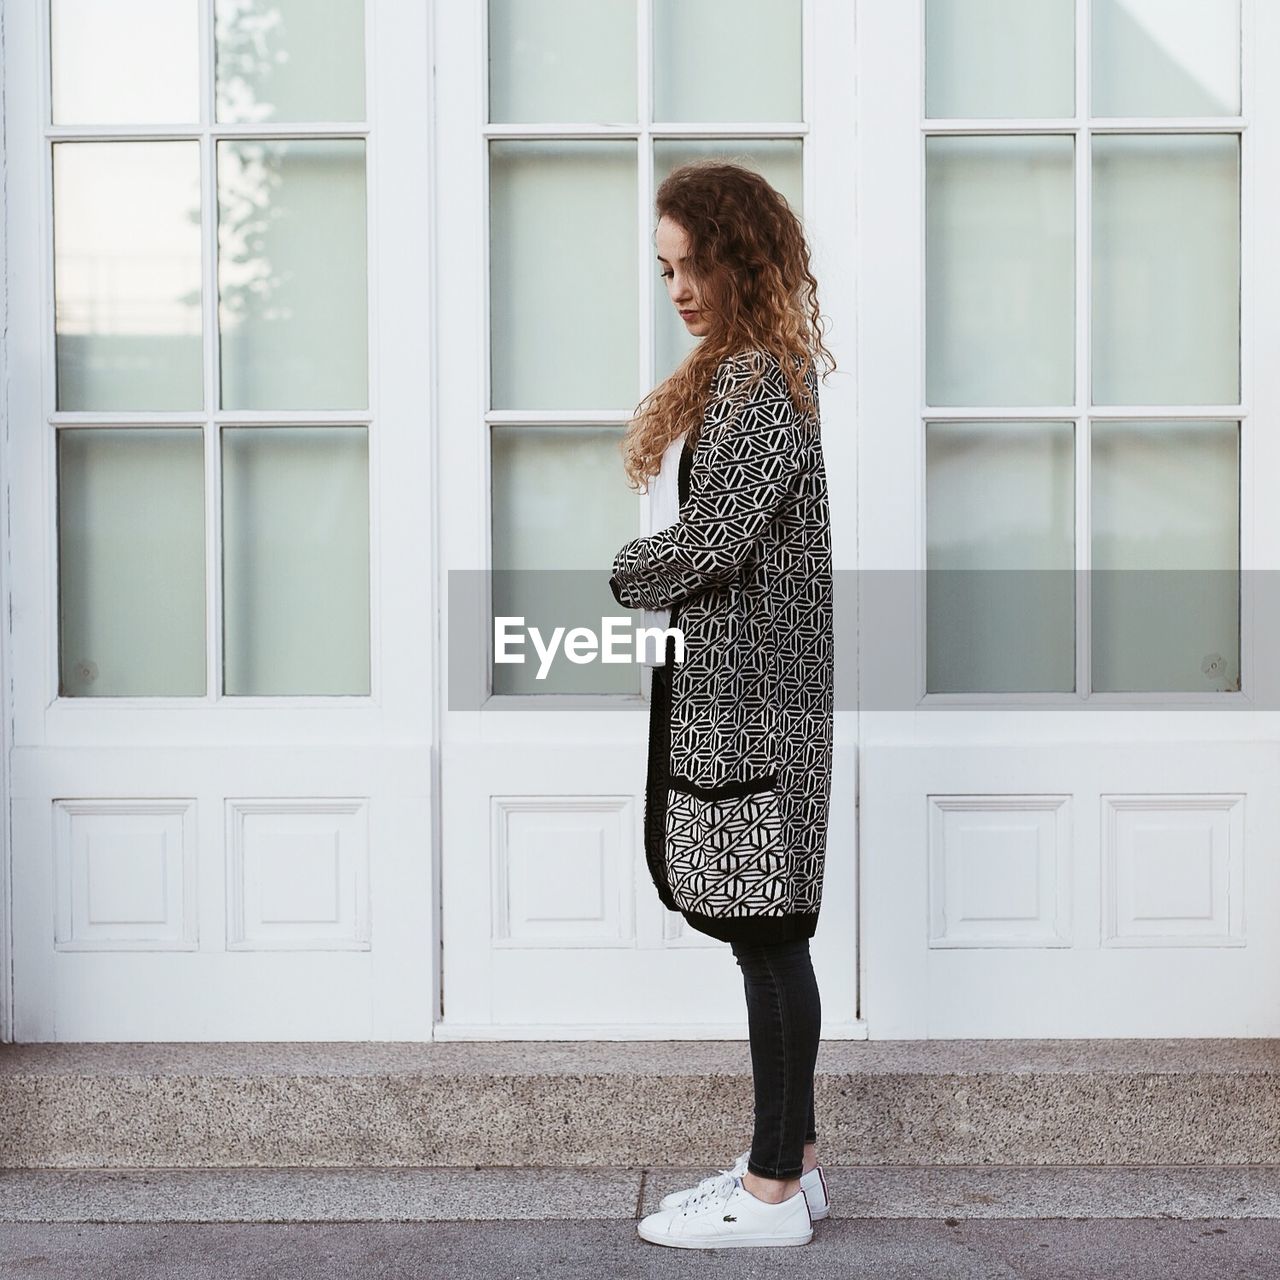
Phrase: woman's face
[{"left": 656, "top": 215, "right": 713, "bottom": 338}]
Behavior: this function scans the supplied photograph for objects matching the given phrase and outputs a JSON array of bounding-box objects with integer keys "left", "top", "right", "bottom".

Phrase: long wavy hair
[{"left": 619, "top": 158, "right": 836, "bottom": 492}]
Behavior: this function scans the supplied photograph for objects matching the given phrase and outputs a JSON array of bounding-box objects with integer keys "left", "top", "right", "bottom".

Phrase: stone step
[
  {"left": 4, "top": 1165, "right": 1280, "bottom": 1223},
  {"left": 2, "top": 1039, "right": 1278, "bottom": 1169}
]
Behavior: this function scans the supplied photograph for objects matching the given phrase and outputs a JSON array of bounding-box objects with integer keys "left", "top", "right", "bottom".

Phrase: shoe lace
[{"left": 680, "top": 1171, "right": 739, "bottom": 1215}]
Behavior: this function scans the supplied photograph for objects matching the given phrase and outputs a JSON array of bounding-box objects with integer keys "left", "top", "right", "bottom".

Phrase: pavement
[
  {"left": 3, "top": 1165, "right": 1280, "bottom": 1279},
  {"left": 5, "top": 1218, "right": 1280, "bottom": 1280}
]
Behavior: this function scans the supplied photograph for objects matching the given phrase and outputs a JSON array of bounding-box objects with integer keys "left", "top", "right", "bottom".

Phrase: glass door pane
[
  {"left": 492, "top": 426, "right": 636, "bottom": 694},
  {"left": 1092, "top": 0, "right": 1240, "bottom": 117},
  {"left": 925, "top": 0, "right": 1075, "bottom": 119},
  {"left": 926, "top": 421, "right": 1075, "bottom": 693},
  {"left": 489, "top": 140, "right": 638, "bottom": 410},
  {"left": 652, "top": 0, "right": 802, "bottom": 122},
  {"left": 488, "top": 0, "right": 635, "bottom": 124},
  {"left": 1091, "top": 420, "right": 1239, "bottom": 693},
  {"left": 53, "top": 142, "right": 203, "bottom": 411},
  {"left": 215, "top": 0, "right": 366, "bottom": 123},
  {"left": 926, "top": 135, "right": 1075, "bottom": 407},
  {"left": 1092, "top": 134, "right": 1240, "bottom": 406},
  {"left": 58, "top": 428, "right": 206, "bottom": 696},
  {"left": 217, "top": 139, "right": 369, "bottom": 410},
  {"left": 222, "top": 427, "right": 370, "bottom": 696},
  {"left": 51, "top": 0, "right": 200, "bottom": 125}
]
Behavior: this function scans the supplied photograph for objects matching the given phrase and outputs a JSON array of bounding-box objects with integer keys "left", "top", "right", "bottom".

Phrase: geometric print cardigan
[{"left": 609, "top": 348, "right": 834, "bottom": 945}]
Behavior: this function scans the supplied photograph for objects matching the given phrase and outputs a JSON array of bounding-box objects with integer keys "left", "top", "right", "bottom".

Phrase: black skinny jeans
[{"left": 729, "top": 935, "right": 822, "bottom": 1181}]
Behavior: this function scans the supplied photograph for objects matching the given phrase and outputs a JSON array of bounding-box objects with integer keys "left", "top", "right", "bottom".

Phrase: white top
[{"left": 638, "top": 430, "right": 689, "bottom": 667}]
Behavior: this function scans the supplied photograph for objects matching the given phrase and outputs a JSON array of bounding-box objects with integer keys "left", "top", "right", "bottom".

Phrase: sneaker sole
[{"left": 637, "top": 1221, "right": 814, "bottom": 1249}]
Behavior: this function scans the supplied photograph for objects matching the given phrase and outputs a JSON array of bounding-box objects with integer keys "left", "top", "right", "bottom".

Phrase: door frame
[
  {"left": 1, "top": 33, "right": 11, "bottom": 1038},
  {"left": 855, "top": 0, "right": 1280, "bottom": 1036},
  {"left": 1, "top": 0, "right": 441, "bottom": 1041},
  {"left": 432, "top": 0, "right": 864, "bottom": 1038}
]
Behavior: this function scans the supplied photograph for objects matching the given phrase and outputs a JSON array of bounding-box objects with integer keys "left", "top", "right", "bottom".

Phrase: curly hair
[{"left": 619, "top": 158, "right": 836, "bottom": 492}]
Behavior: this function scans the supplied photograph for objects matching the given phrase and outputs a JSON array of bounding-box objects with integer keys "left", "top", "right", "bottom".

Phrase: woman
[{"left": 608, "top": 159, "right": 836, "bottom": 1250}]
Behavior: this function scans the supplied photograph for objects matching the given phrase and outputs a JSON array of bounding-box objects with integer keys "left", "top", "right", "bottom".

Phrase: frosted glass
[
  {"left": 51, "top": 0, "right": 199, "bottom": 125},
  {"left": 1092, "top": 135, "right": 1239, "bottom": 406},
  {"left": 1092, "top": 420, "right": 1239, "bottom": 693},
  {"left": 218, "top": 139, "right": 368, "bottom": 410},
  {"left": 222, "top": 427, "right": 370, "bottom": 696},
  {"left": 215, "top": 0, "right": 366, "bottom": 123},
  {"left": 490, "top": 141, "right": 637, "bottom": 410},
  {"left": 652, "top": 142, "right": 803, "bottom": 382},
  {"left": 926, "top": 136, "right": 1075, "bottom": 407},
  {"left": 492, "top": 426, "right": 638, "bottom": 695},
  {"left": 926, "top": 0, "right": 1074, "bottom": 118},
  {"left": 54, "top": 143, "right": 203, "bottom": 412},
  {"left": 1093, "top": 0, "right": 1240, "bottom": 117},
  {"left": 926, "top": 421, "right": 1075, "bottom": 694},
  {"left": 58, "top": 429, "right": 206, "bottom": 697},
  {"left": 489, "top": 0, "right": 635, "bottom": 124},
  {"left": 652, "top": 0, "right": 801, "bottom": 123}
]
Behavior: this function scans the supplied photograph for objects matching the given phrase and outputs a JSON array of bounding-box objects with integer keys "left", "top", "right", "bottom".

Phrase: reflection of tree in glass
[
  {"left": 208, "top": 2, "right": 289, "bottom": 330},
  {"left": 216, "top": 140, "right": 290, "bottom": 331},
  {"left": 201, "top": 2, "right": 368, "bottom": 407},
  {"left": 215, "top": 0, "right": 287, "bottom": 125}
]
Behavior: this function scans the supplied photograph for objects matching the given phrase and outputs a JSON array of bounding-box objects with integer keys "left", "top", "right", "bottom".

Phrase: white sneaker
[
  {"left": 638, "top": 1173, "right": 813, "bottom": 1249},
  {"left": 658, "top": 1150, "right": 831, "bottom": 1221}
]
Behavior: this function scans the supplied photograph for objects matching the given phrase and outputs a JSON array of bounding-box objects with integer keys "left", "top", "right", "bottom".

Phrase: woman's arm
[{"left": 609, "top": 355, "right": 802, "bottom": 613}]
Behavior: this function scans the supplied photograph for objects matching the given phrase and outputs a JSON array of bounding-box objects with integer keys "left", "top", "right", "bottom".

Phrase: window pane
[
  {"left": 215, "top": 0, "right": 366, "bottom": 124},
  {"left": 490, "top": 141, "right": 637, "bottom": 410},
  {"left": 222, "top": 427, "right": 370, "bottom": 695},
  {"left": 652, "top": 142, "right": 802, "bottom": 381},
  {"left": 1093, "top": 0, "right": 1240, "bottom": 117},
  {"left": 926, "top": 136, "right": 1075, "bottom": 407},
  {"left": 926, "top": 421, "right": 1075, "bottom": 694},
  {"left": 58, "top": 429, "right": 206, "bottom": 697},
  {"left": 488, "top": 0, "right": 635, "bottom": 124},
  {"left": 652, "top": 0, "right": 801, "bottom": 123},
  {"left": 54, "top": 142, "right": 203, "bottom": 412},
  {"left": 925, "top": 0, "right": 1075, "bottom": 119},
  {"left": 1092, "top": 420, "right": 1239, "bottom": 693},
  {"left": 1092, "top": 135, "right": 1239, "bottom": 406},
  {"left": 492, "top": 426, "right": 638, "bottom": 695},
  {"left": 217, "top": 139, "right": 368, "bottom": 410},
  {"left": 51, "top": 0, "right": 200, "bottom": 125}
]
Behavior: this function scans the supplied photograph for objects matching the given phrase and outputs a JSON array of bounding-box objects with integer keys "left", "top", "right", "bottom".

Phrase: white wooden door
[
  {"left": 4, "top": 0, "right": 437, "bottom": 1039},
  {"left": 856, "top": 0, "right": 1280, "bottom": 1036},
  {"left": 435, "top": 0, "right": 861, "bottom": 1038}
]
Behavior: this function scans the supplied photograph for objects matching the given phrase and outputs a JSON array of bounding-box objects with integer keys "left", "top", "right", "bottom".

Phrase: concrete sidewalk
[{"left": 2, "top": 1217, "right": 1279, "bottom": 1279}]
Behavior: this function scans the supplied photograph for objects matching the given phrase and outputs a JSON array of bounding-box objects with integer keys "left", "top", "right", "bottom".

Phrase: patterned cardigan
[{"left": 609, "top": 349, "right": 835, "bottom": 945}]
